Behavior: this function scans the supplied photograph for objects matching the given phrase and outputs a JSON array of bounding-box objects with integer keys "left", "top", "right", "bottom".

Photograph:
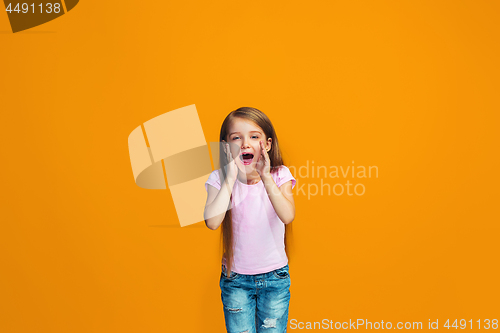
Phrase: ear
[{"left": 266, "top": 138, "right": 272, "bottom": 152}]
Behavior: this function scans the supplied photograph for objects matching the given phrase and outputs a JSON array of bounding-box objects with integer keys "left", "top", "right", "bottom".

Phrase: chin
[{"left": 237, "top": 162, "right": 256, "bottom": 174}]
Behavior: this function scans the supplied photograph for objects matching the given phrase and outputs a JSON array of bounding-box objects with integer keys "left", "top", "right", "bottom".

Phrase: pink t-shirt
[{"left": 205, "top": 165, "right": 296, "bottom": 275}]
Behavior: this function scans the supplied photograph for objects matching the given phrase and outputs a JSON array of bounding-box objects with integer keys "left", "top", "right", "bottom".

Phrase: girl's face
[{"left": 224, "top": 117, "right": 272, "bottom": 174}]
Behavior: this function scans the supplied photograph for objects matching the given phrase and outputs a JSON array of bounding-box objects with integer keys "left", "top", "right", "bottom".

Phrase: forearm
[
  {"left": 204, "top": 178, "right": 235, "bottom": 230},
  {"left": 261, "top": 174, "right": 295, "bottom": 224}
]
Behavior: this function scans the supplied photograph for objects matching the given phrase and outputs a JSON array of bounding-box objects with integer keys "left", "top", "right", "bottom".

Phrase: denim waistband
[{"left": 221, "top": 263, "right": 289, "bottom": 279}]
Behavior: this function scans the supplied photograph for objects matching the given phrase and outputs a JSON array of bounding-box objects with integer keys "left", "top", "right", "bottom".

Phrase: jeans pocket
[
  {"left": 221, "top": 265, "right": 240, "bottom": 280},
  {"left": 272, "top": 265, "right": 290, "bottom": 279}
]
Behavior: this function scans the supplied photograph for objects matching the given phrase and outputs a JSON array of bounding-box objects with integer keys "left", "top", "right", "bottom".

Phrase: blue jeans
[{"left": 220, "top": 264, "right": 291, "bottom": 333}]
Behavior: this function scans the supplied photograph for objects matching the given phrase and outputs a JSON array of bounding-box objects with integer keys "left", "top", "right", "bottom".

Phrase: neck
[{"left": 238, "top": 170, "right": 261, "bottom": 185}]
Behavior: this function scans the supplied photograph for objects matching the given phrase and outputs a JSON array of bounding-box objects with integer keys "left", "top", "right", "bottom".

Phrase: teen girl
[{"left": 204, "top": 107, "right": 296, "bottom": 333}]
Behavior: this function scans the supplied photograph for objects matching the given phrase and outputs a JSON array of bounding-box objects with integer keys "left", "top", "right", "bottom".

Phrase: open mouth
[{"left": 239, "top": 152, "right": 254, "bottom": 165}]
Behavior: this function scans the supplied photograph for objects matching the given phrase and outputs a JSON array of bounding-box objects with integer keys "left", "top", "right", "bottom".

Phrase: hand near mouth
[
  {"left": 222, "top": 142, "right": 238, "bottom": 183},
  {"left": 256, "top": 140, "right": 271, "bottom": 178}
]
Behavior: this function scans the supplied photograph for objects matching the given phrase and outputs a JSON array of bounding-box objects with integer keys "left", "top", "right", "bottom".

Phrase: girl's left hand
[{"left": 256, "top": 140, "right": 271, "bottom": 178}]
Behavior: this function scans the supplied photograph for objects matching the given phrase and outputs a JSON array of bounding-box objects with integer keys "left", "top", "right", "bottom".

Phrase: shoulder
[
  {"left": 208, "top": 169, "right": 220, "bottom": 180},
  {"left": 272, "top": 165, "right": 296, "bottom": 189},
  {"left": 205, "top": 169, "right": 221, "bottom": 191}
]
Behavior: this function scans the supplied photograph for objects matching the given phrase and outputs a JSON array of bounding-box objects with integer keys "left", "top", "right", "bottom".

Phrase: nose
[{"left": 241, "top": 137, "right": 251, "bottom": 149}]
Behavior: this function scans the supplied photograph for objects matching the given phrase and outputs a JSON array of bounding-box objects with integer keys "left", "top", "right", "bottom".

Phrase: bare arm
[
  {"left": 255, "top": 140, "right": 295, "bottom": 224},
  {"left": 204, "top": 142, "right": 239, "bottom": 230},
  {"left": 261, "top": 175, "right": 295, "bottom": 224},
  {"left": 204, "top": 176, "right": 236, "bottom": 230}
]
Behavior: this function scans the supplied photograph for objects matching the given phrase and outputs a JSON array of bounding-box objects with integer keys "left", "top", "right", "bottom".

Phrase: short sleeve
[
  {"left": 205, "top": 170, "right": 221, "bottom": 191},
  {"left": 274, "top": 165, "right": 296, "bottom": 189}
]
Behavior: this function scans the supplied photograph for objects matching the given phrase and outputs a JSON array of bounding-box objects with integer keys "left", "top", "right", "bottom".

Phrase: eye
[
  {"left": 251, "top": 135, "right": 259, "bottom": 139},
  {"left": 231, "top": 136, "right": 240, "bottom": 140}
]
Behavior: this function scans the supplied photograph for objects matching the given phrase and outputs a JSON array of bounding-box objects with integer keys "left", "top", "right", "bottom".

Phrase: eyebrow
[{"left": 228, "top": 131, "right": 262, "bottom": 136}]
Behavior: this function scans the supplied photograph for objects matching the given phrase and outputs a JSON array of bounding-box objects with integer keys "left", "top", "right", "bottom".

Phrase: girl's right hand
[{"left": 222, "top": 142, "right": 238, "bottom": 183}]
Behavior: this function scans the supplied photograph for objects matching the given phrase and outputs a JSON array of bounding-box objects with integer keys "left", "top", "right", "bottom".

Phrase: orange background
[{"left": 1, "top": 1, "right": 499, "bottom": 332}]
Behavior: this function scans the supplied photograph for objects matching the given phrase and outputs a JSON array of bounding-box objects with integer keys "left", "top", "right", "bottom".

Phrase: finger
[
  {"left": 229, "top": 144, "right": 237, "bottom": 163},
  {"left": 260, "top": 141, "right": 269, "bottom": 160},
  {"left": 256, "top": 152, "right": 263, "bottom": 165},
  {"left": 225, "top": 145, "right": 231, "bottom": 163}
]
